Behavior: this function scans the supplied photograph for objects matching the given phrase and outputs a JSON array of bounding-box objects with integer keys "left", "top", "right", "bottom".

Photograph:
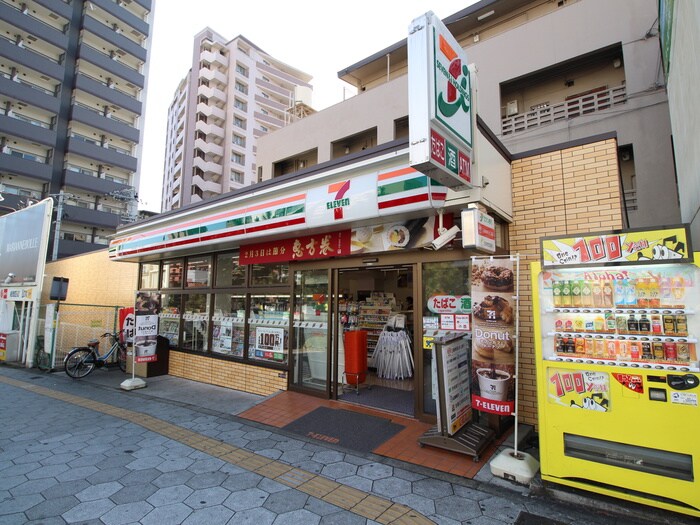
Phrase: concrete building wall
[
  {"left": 666, "top": 0, "right": 700, "bottom": 247},
  {"left": 510, "top": 137, "right": 623, "bottom": 426}
]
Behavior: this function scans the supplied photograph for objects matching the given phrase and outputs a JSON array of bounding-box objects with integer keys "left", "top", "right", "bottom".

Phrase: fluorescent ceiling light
[{"left": 477, "top": 10, "right": 495, "bottom": 21}]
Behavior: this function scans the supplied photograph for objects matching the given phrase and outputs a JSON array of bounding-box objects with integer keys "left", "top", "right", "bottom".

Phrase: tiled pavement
[{"left": 0, "top": 365, "right": 694, "bottom": 524}]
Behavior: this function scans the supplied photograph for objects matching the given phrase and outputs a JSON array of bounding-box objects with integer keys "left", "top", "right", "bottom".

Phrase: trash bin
[
  {"left": 343, "top": 330, "right": 367, "bottom": 385},
  {"left": 145, "top": 335, "right": 170, "bottom": 377}
]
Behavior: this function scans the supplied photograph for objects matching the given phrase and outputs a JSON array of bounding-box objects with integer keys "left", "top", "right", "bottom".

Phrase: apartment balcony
[
  {"left": 501, "top": 85, "right": 627, "bottom": 136},
  {"left": 89, "top": 0, "right": 150, "bottom": 37},
  {"left": 78, "top": 44, "right": 145, "bottom": 89},
  {"left": 199, "top": 49, "right": 228, "bottom": 70},
  {"left": 192, "top": 174, "right": 222, "bottom": 194},
  {"left": 56, "top": 238, "right": 109, "bottom": 258},
  {"left": 192, "top": 156, "right": 223, "bottom": 176},
  {"left": 254, "top": 111, "right": 284, "bottom": 129},
  {"left": 82, "top": 16, "right": 147, "bottom": 62},
  {"left": 194, "top": 138, "right": 224, "bottom": 159},
  {"left": 66, "top": 137, "right": 137, "bottom": 172},
  {"left": 64, "top": 170, "right": 134, "bottom": 195},
  {"left": 75, "top": 73, "right": 142, "bottom": 115},
  {"left": 197, "top": 84, "right": 226, "bottom": 104},
  {"left": 254, "top": 94, "right": 287, "bottom": 113},
  {"left": 196, "top": 102, "right": 225, "bottom": 123},
  {"left": 71, "top": 105, "right": 139, "bottom": 143},
  {"left": 63, "top": 204, "right": 122, "bottom": 229},
  {"left": 199, "top": 66, "right": 227, "bottom": 88},
  {"left": 0, "top": 38, "right": 63, "bottom": 82},
  {"left": 0, "top": 3, "right": 69, "bottom": 50},
  {"left": 255, "top": 77, "right": 291, "bottom": 99},
  {"left": 0, "top": 112, "right": 56, "bottom": 146},
  {"left": 0, "top": 149, "right": 52, "bottom": 182},
  {"left": 194, "top": 120, "right": 224, "bottom": 143}
]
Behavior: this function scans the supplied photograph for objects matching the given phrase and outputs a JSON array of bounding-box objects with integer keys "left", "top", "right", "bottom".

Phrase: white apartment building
[{"left": 161, "top": 29, "right": 313, "bottom": 211}]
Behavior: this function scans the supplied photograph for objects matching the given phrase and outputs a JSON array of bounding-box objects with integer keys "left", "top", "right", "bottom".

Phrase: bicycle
[{"left": 64, "top": 330, "right": 128, "bottom": 378}]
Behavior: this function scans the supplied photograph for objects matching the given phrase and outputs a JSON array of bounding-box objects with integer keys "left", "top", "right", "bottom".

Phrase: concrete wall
[
  {"left": 666, "top": 0, "right": 700, "bottom": 247},
  {"left": 509, "top": 138, "right": 623, "bottom": 426}
]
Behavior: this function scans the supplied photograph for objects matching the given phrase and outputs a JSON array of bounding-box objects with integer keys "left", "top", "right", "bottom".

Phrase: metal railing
[{"left": 501, "top": 85, "right": 627, "bottom": 136}]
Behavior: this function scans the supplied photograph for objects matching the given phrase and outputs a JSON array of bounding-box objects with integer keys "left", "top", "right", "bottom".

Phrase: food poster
[
  {"left": 471, "top": 259, "right": 516, "bottom": 415},
  {"left": 135, "top": 291, "right": 160, "bottom": 363},
  {"left": 350, "top": 215, "right": 452, "bottom": 253},
  {"left": 547, "top": 368, "right": 610, "bottom": 411}
]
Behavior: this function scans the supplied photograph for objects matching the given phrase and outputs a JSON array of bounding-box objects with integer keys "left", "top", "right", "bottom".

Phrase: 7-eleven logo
[{"left": 326, "top": 180, "right": 351, "bottom": 220}]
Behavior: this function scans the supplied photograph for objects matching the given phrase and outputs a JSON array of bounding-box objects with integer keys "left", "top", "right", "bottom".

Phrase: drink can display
[
  {"left": 663, "top": 314, "right": 676, "bottom": 335},
  {"left": 552, "top": 280, "right": 562, "bottom": 308},
  {"left": 616, "top": 315, "right": 627, "bottom": 334},
  {"left": 663, "top": 342, "right": 677, "bottom": 360},
  {"left": 560, "top": 281, "right": 572, "bottom": 307},
  {"left": 653, "top": 342, "right": 665, "bottom": 360},
  {"left": 592, "top": 281, "right": 603, "bottom": 307},
  {"left": 584, "top": 336, "right": 594, "bottom": 356},
  {"left": 641, "top": 342, "right": 653, "bottom": 360},
  {"left": 651, "top": 315, "right": 662, "bottom": 334},
  {"left": 602, "top": 281, "right": 614, "bottom": 308},
  {"left": 581, "top": 280, "right": 593, "bottom": 307},
  {"left": 614, "top": 279, "right": 627, "bottom": 307},
  {"left": 675, "top": 314, "right": 688, "bottom": 336},
  {"left": 571, "top": 280, "right": 582, "bottom": 307},
  {"left": 606, "top": 338, "right": 617, "bottom": 359},
  {"left": 677, "top": 342, "right": 690, "bottom": 361},
  {"left": 618, "top": 340, "right": 630, "bottom": 360},
  {"left": 594, "top": 338, "right": 605, "bottom": 358},
  {"left": 575, "top": 337, "right": 585, "bottom": 354},
  {"left": 630, "top": 341, "right": 641, "bottom": 360}
]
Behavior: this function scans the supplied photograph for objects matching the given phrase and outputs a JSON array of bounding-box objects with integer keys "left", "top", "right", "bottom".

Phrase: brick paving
[{"left": 0, "top": 365, "right": 692, "bottom": 524}]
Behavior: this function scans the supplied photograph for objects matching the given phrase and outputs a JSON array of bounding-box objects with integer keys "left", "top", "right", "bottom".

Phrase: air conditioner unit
[{"left": 506, "top": 100, "right": 518, "bottom": 116}]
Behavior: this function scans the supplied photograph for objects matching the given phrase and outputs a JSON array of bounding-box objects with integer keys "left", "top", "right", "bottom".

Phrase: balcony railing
[{"left": 501, "top": 85, "right": 627, "bottom": 136}]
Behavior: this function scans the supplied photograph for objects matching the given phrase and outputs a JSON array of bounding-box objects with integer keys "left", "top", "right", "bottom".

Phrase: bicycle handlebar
[{"left": 101, "top": 329, "right": 125, "bottom": 338}]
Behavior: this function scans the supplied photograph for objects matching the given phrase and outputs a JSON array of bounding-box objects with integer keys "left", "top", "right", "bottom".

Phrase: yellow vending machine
[{"left": 532, "top": 225, "right": 700, "bottom": 517}]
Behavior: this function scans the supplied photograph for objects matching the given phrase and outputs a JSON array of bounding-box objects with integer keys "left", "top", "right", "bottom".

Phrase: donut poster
[{"left": 471, "top": 258, "right": 516, "bottom": 415}]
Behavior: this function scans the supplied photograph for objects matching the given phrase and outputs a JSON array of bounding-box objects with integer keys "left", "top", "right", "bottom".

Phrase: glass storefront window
[
  {"left": 162, "top": 260, "right": 183, "bottom": 289},
  {"left": 421, "top": 260, "right": 471, "bottom": 416},
  {"left": 212, "top": 294, "right": 246, "bottom": 357},
  {"left": 249, "top": 294, "right": 290, "bottom": 364},
  {"left": 215, "top": 252, "right": 245, "bottom": 287},
  {"left": 186, "top": 256, "right": 212, "bottom": 288},
  {"left": 140, "top": 263, "right": 159, "bottom": 290},
  {"left": 251, "top": 262, "right": 289, "bottom": 286},
  {"left": 182, "top": 294, "right": 210, "bottom": 352},
  {"left": 292, "top": 270, "right": 329, "bottom": 391},
  {"left": 159, "top": 294, "right": 182, "bottom": 348}
]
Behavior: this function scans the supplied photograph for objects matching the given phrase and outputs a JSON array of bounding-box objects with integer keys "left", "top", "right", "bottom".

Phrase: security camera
[
  {"left": 4, "top": 273, "right": 15, "bottom": 284},
  {"left": 426, "top": 225, "right": 460, "bottom": 250}
]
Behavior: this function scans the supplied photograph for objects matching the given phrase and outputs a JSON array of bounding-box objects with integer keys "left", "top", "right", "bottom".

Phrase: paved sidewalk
[{"left": 0, "top": 365, "right": 694, "bottom": 524}]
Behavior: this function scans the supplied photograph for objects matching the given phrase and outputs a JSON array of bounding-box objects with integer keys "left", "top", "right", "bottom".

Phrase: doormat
[
  {"left": 338, "top": 385, "right": 414, "bottom": 416},
  {"left": 514, "top": 512, "right": 567, "bottom": 525},
  {"left": 282, "top": 406, "right": 405, "bottom": 453}
]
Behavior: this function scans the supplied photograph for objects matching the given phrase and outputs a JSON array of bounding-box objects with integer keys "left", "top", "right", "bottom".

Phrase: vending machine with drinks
[{"left": 532, "top": 225, "right": 700, "bottom": 517}]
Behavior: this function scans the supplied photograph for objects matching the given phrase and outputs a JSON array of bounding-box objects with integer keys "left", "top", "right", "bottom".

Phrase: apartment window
[
  {"left": 103, "top": 174, "right": 128, "bottom": 185},
  {"left": 260, "top": 108, "right": 269, "bottom": 115},
  {"left": 260, "top": 125, "right": 268, "bottom": 133},
  {"left": 67, "top": 164, "right": 96, "bottom": 177},
  {"left": 234, "top": 98, "right": 247, "bottom": 111},
  {"left": 235, "top": 64, "right": 248, "bottom": 77},
  {"left": 235, "top": 81, "right": 248, "bottom": 95},
  {"left": 234, "top": 116, "right": 246, "bottom": 129},
  {"left": 232, "top": 153, "right": 245, "bottom": 165},
  {"left": 231, "top": 170, "right": 243, "bottom": 184},
  {"left": 232, "top": 134, "right": 246, "bottom": 147}
]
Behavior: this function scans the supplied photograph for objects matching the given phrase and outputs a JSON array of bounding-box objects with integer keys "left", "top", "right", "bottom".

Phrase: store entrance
[{"left": 336, "top": 265, "right": 416, "bottom": 416}]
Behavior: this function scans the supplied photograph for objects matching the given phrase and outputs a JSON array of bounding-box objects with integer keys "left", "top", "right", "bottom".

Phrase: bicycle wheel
[
  {"left": 64, "top": 348, "right": 96, "bottom": 379},
  {"left": 36, "top": 349, "right": 51, "bottom": 371},
  {"left": 117, "top": 344, "right": 127, "bottom": 373}
]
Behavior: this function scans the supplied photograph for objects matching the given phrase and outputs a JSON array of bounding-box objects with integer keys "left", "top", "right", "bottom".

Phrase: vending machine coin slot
[
  {"left": 647, "top": 375, "right": 667, "bottom": 383},
  {"left": 667, "top": 374, "right": 700, "bottom": 391},
  {"left": 648, "top": 388, "right": 667, "bottom": 402}
]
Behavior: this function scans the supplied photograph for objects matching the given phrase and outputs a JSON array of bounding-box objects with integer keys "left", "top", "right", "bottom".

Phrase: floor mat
[
  {"left": 338, "top": 385, "right": 414, "bottom": 416},
  {"left": 282, "top": 406, "right": 405, "bottom": 453},
  {"left": 514, "top": 512, "right": 567, "bottom": 525}
]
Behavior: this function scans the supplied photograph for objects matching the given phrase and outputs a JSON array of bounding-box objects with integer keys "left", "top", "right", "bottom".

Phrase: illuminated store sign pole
[{"left": 408, "top": 11, "right": 476, "bottom": 189}]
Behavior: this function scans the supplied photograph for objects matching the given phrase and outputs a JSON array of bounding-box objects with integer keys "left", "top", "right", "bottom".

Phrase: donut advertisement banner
[{"left": 471, "top": 258, "right": 516, "bottom": 415}]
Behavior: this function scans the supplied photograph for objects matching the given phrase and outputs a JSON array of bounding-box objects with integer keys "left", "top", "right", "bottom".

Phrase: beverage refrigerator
[{"left": 532, "top": 226, "right": 700, "bottom": 518}]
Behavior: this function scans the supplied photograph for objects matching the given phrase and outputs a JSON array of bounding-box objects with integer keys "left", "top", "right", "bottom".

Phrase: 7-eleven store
[{"left": 110, "top": 143, "right": 509, "bottom": 424}]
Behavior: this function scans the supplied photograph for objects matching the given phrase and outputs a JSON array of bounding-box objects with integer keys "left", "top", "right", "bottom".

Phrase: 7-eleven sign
[{"left": 326, "top": 180, "right": 351, "bottom": 220}]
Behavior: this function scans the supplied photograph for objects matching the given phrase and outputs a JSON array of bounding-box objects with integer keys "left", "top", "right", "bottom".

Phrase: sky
[{"left": 138, "top": 0, "right": 476, "bottom": 212}]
